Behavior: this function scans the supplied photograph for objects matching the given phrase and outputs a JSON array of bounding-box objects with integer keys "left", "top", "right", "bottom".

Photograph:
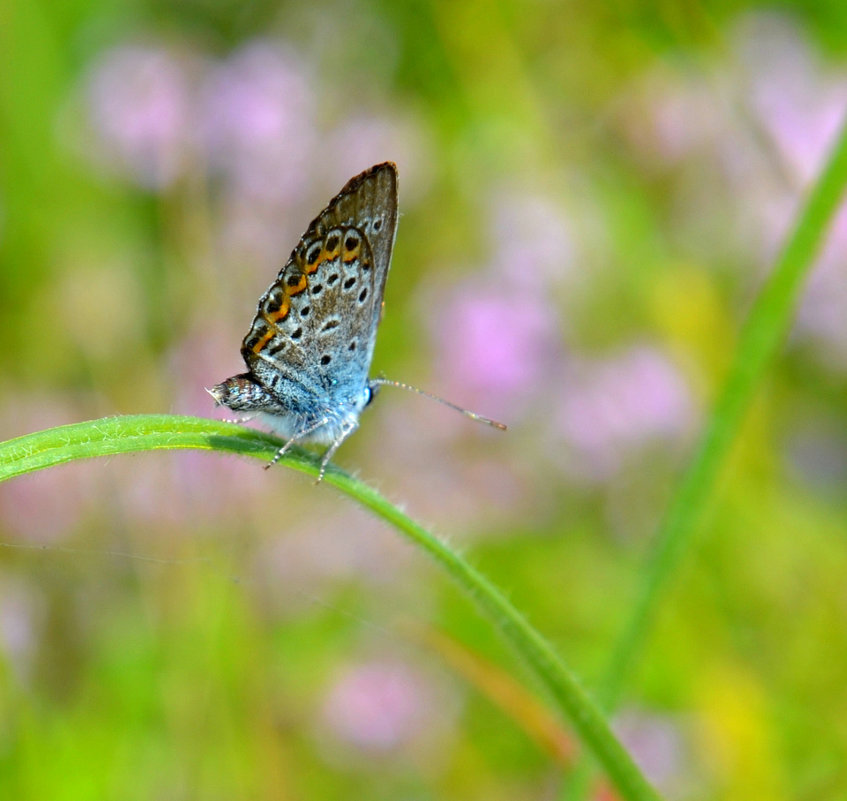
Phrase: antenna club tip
[
  {"left": 373, "top": 377, "right": 508, "bottom": 432},
  {"left": 477, "top": 417, "right": 507, "bottom": 431}
]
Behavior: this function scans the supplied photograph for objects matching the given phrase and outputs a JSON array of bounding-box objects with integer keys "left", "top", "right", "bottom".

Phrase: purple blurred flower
[
  {"left": 85, "top": 44, "right": 194, "bottom": 189},
  {"left": 429, "top": 282, "right": 560, "bottom": 414},
  {"left": 424, "top": 185, "right": 582, "bottom": 420},
  {"left": 723, "top": 14, "right": 847, "bottom": 264},
  {"left": 734, "top": 13, "right": 847, "bottom": 186},
  {"left": 638, "top": 13, "right": 847, "bottom": 189},
  {"left": 615, "top": 709, "right": 687, "bottom": 792},
  {"left": 622, "top": 13, "right": 847, "bottom": 283},
  {"left": 322, "top": 660, "right": 434, "bottom": 752},
  {"left": 556, "top": 346, "right": 696, "bottom": 481},
  {"left": 728, "top": 16, "right": 847, "bottom": 371},
  {"left": 200, "top": 42, "right": 315, "bottom": 201},
  {"left": 0, "top": 469, "right": 87, "bottom": 544}
]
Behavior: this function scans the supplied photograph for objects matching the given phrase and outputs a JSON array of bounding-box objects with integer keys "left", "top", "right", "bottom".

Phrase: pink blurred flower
[
  {"left": 628, "top": 13, "right": 847, "bottom": 184},
  {"left": 85, "top": 44, "right": 194, "bottom": 189},
  {"left": 200, "top": 42, "right": 315, "bottom": 201},
  {"left": 429, "top": 282, "right": 560, "bottom": 414},
  {"left": 615, "top": 709, "right": 688, "bottom": 793},
  {"left": 723, "top": 14, "right": 847, "bottom": 263},
  {"left": 734, "top": 13, "right": 847, "bottom": 186},
  {"left": 322, "top": 660, "right": 434, "bottom": 752},
  {"left": 556, "top": 346, "right": 696, "bottom": 481},
  {"left": 622, "top": 13, "right": 847, "bottom": 282},
  {"left": 424, "top": 186, "right": 581, "bottom": 420}
]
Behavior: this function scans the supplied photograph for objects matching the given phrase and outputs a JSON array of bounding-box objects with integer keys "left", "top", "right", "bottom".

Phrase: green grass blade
[
  {"left": 0, "top": 414, "right": 663, "bottom": 801},
  {"left": 563, "top": 109, "right": 847, "bottom": 801},
  {"left": 600, "top": 110, "right": 847, "bottom": 710}
]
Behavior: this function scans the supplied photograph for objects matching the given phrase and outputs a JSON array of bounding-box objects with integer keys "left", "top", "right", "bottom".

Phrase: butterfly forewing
[
  {"left": 240, "top": 163, "right": 398, "bottom": 394},
  {"left": 328, "top": 164, "right": 398, "bottom": 314}
]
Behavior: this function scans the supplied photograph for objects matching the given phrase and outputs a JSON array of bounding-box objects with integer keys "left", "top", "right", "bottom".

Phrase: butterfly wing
[{"left": 241, "top": 163, "right": 398, "bottom": 397}]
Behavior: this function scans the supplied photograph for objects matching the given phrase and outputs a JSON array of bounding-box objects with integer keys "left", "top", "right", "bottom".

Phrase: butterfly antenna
[{"left": 370, "top": 378, "right": 507, "bottom": 431}]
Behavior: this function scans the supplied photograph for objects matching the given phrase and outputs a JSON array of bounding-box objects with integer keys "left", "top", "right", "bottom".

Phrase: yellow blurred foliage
[{"left": 695, "top": 662, "right": 787, "bottom": 800}]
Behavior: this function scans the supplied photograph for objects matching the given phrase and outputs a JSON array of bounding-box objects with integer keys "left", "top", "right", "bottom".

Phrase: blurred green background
[{"left": 2, "top": 1, "right": 847, "bottom": 798}]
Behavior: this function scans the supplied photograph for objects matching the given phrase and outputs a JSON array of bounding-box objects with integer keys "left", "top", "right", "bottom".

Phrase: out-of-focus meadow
[{"left": 2, "top": 1, "right": 847, "bottom": 798}]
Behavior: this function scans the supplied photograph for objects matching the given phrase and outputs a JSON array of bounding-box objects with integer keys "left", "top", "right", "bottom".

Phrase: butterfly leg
[
  {"left": 315, "top": 420, "right": 359, "bottom": 484},
  {"left": 264, "top": 417, "right": 330, "bottom": 471}
]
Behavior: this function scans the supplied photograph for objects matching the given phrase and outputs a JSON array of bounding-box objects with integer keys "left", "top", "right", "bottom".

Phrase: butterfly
[{"left": 209, "top": 162, "right": 505, "bottom": 482}]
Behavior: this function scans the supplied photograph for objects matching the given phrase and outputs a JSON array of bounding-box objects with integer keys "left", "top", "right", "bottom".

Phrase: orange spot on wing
[
  {"left": 343, "top": 244, "right": 361, "bottom": 263},
  {"left": 252, "top": 330, "right": 275, "bottom": 354},
  {"left": 325, "top": 240, "right": 341, "bottom": 259},
  {"left": 268, "top": 296, "right": 290, "bottom": 321},
  {"left": 286, "top": 274, "right": 308, "bottom": 295}
]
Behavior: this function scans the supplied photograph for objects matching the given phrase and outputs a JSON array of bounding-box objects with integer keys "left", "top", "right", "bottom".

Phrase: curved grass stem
[{"left": 0, "top": 414, "right": 662, "bottom": 801}]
